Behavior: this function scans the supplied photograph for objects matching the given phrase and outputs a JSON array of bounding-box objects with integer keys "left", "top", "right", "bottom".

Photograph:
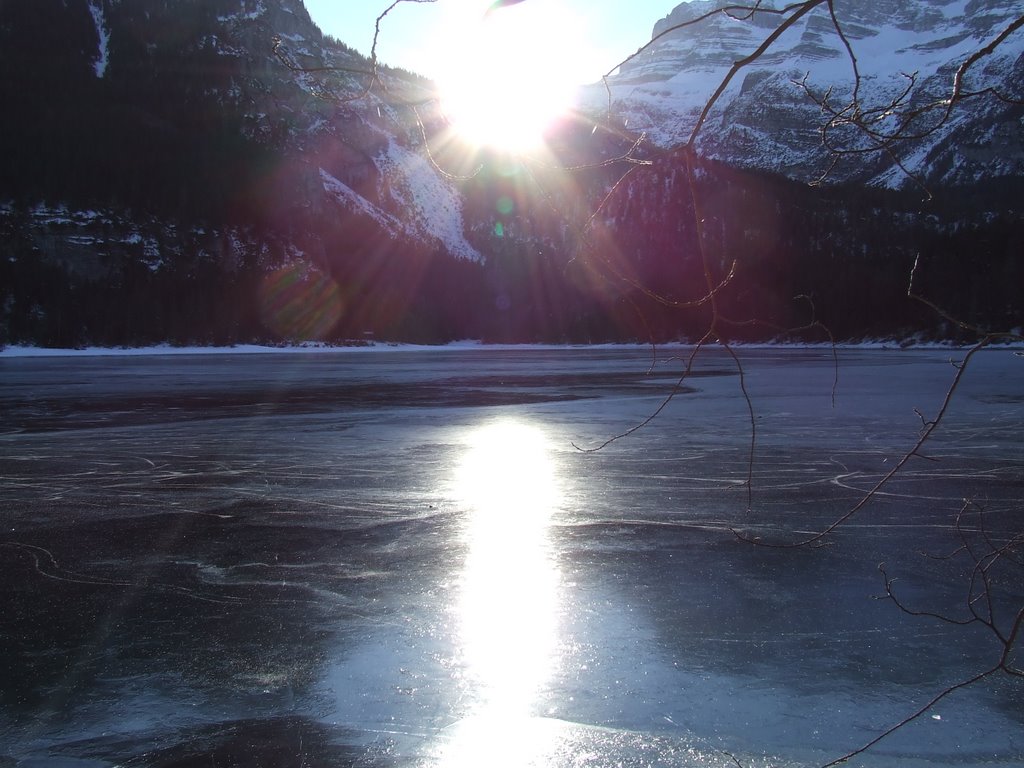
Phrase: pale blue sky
[{"left": 302, "top": 0, "right": 682, "bottom": 82}]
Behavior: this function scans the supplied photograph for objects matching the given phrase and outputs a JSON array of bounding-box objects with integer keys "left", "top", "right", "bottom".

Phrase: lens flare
[{"left": 258, "top": 261, "right": 343, "bottom": 341}]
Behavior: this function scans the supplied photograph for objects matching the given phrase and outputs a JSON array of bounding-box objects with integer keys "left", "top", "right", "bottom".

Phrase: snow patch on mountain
[
  {"left": 319, "top": 168, "right": 404, "bottom": 231},
  {"left": 376, "top": 140, "right": 482, "bottom": 262},
  {"left": 218, "top": 1, "right": 267, "bottom": 23},
  {"left": 86, "top": 1, "right": 110, "bottom": 78}
]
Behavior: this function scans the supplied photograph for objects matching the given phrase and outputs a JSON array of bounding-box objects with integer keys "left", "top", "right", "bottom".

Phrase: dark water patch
[
  {"left": 23, "top": 717, "right": 379, "bottom": 768},
  {"left": 0, "top": 363, "right": 725, "bottom": 433},
  {"left": 439, "top": 368, "right": 731, "bottom": 388},
  {"left": 975, "top": 393, "right": 1024, "bottom": 404},
  {"left": 0, "top": 382, "right": 591, "bottom": 433}
]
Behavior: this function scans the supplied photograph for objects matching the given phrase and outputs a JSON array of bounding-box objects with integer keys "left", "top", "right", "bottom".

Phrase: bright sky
[{"left": 302, "top": 0, "right": 682, "bottom": 83}]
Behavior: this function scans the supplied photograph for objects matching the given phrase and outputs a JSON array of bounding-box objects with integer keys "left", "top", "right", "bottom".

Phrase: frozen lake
[{"left": 1, "top": 346, "right": 1021, "bottom": 767}]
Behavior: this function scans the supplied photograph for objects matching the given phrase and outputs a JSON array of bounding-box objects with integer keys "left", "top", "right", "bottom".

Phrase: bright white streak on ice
[{"left": 444, "top": 419, "right": 561, "bottom": 766}]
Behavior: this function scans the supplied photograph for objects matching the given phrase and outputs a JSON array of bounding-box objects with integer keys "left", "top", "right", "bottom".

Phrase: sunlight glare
[
  {"left": 441, "top": 419, "right": 563, "bottom": 764},
  {"left": 435, "top": 3, "right": 590, "bottom": 152}
]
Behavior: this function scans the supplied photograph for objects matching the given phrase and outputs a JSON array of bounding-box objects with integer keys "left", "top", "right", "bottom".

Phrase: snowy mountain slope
[
  {"left": 581, "top": 0, "right": 1024, "bottom": 186},
  {"left": 211, "top": 0, "right": 481, "bottom": 260}
]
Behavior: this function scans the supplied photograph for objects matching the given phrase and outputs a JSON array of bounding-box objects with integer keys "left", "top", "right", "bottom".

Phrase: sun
[{"left": 434, "top": 2, "right": 589, "bottom": 153}]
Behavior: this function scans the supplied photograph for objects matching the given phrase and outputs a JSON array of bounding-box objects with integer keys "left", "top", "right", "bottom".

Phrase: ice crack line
[{"left": 0, "top": 542, "right": 249, "bottom": 605}]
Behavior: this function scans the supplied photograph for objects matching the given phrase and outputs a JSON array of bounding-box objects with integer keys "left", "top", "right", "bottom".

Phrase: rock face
[{"left": 582, "top": 0, "right": 1024, "bottom": 187}]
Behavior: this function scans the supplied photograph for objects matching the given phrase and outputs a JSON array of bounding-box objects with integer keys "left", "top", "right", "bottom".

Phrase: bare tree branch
[
  {"left": 821, "top": 666, "right": 999, "bottom": 768},
  {"left": 687, "top": 1, "right": 824, "bottom": 147}
]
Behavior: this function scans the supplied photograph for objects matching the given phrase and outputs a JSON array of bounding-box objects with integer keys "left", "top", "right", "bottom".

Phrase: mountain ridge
[{"left": 585, "top": 0, "right": 1024, "bottom": 187}]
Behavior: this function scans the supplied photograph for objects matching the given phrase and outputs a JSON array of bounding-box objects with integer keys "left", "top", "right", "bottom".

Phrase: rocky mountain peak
[{"left": 586, "top": 0, "right": 1024, "bottom": 187}]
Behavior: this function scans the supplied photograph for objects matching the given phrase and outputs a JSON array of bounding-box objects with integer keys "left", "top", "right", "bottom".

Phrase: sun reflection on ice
[{"left": 440, "top": 419, "right": 563, "bottom": 765}]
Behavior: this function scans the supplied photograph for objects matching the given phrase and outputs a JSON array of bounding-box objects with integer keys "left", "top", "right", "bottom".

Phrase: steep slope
[
  {"left": 0, "top": 0, "right": 491, "bottom": 345},
  {"left": 582, "top": 0, "right": 1024, "bottom": 187},
  {"left": 0, "top": 0, "right": 479, "bottom": 259}
]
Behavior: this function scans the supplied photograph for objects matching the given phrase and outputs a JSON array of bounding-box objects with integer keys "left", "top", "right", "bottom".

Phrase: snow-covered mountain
[
  {"left": 583, "top": 0, "right": 1024, "bottom": 187},
  {"left": 214, "top": 0, "right": 481, "bottom": 261}
]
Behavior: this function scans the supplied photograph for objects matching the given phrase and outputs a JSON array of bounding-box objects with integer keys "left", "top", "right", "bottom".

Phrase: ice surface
[{"left": 0, "top": 347, "right": 1021, "bottom": 766}]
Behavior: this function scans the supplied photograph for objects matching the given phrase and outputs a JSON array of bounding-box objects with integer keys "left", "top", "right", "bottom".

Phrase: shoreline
[{"left": 2, "top": 338, "right": 1021, "bottom": 359}]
